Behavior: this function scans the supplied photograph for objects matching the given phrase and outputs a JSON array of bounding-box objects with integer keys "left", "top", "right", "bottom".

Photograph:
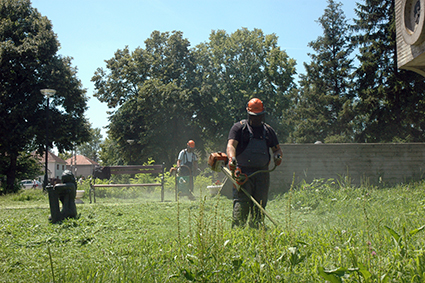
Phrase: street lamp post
[
  {"left": 40, "top": 89, "right": 56, "bottom": 189},
  {"left": 127, "top": 139, "right": 135, "bottom": 165}
]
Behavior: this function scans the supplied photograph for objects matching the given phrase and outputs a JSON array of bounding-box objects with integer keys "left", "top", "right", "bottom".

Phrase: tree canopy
[
  {"left": 5, "top": 0, "right": 425, "bottom": 193},
  {"left": 93, "top": 29, "right": 296, "bottom": 166},
  {"left": 284, "top": 0, "right": 425, "bottom": 144},
  {"left": 93, "top": 31, "right": 200, "bottom": 166},
  {"left": 94, "top": 0, "right": 425, "bottom": 166},
  {"left": 194, "top": 28, "right": 296, "bottom": 146},
  {"left": 352, "top": 0, "right": 425, "bottom": 142},
  {"left": 0, "top": 0, "right": 90, "bottom": 193},
  {"left": 286, "top": 0, "right": 355, "bottom": 143},
  {"left": 76, "top": 127, "right": 103, "bottom": 162}
]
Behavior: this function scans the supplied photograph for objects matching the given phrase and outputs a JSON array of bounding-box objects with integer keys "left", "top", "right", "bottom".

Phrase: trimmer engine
[{"left": 208, "top": 152, "right": 229, "bottom": 172}]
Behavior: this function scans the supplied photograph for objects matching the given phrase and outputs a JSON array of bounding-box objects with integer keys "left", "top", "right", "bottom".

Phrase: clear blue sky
[{"left": 32, "top": 0, "right": 358, "bottom": 139}]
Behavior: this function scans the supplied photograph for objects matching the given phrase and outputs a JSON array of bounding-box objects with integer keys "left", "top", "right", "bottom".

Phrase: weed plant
[{"left": 1, "top": 178, "right": 425, "bottom": 282}]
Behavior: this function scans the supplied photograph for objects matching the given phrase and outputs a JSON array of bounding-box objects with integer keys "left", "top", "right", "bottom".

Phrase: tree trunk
[{"left": 6, "top": 153, "right": 18, "bottom": 193}]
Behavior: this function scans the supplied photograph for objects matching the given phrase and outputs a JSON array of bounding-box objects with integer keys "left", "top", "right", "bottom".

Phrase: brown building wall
[
  {"left": 395, "top": 0, "right": 425, "bottom": 76},
  {"left": 66, "top": 164, "right": 97, "bottom": 179},
  {"left": 269, "top": 143, "right": 425, "bottom": 194}
]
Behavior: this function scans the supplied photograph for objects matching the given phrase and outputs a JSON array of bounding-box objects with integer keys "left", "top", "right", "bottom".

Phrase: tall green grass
[
  {"left": 1, "top": 178, "right": 425, "bottom": 282},
  {"left": 86, "top": 168, "right": 213, "bottom": 201}
]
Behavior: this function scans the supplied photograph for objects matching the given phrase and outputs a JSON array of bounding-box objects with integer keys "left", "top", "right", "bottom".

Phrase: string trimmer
[{"left": 208, "top": 152, "right": 280, "bottom": 227}]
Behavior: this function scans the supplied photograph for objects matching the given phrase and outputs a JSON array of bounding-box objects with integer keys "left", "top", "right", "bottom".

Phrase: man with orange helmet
[
  {"left": 177, "top": 140, "right": 198, "bottom": 176},
  {"left": 177, "top": 140, "right": 198, "bottom": 199},
  {"left": 226, "top": 98, "right": 282, "bottom": 228}
]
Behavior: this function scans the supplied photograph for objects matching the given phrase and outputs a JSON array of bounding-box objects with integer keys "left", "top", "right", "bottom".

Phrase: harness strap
[
  {"left": 240, "top": 119, "right": 267, "bottom": 148},
  {"left": 182, "top": 149, "right": 196, "bottom": 165}
]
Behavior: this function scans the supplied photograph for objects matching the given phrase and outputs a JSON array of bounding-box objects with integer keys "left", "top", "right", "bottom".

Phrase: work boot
[
  {"left": 249, "top": 205, "right": 266, "bottom": 229},
  {"left": 232, "top": 201, "right": 250, "bottom": 228},
  {"left": 249, "top": 218, "right": 266, "bottom": 229},
  {"left": 188, "top": 192, "right": 196, "bottom": 201}
]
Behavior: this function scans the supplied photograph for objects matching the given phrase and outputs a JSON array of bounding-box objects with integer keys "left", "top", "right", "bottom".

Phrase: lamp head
[{"left": 40, "top": 89, "right": 56, "bottom": 97}]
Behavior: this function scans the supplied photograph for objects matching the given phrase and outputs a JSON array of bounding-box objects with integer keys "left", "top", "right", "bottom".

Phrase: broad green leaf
[
  {"left": 409, "top": 225, "right": 425, "bottom": 237},
  {"left": 186, "top": 254, "right": 198, "bottom": 264},
  {"left": 358, "top": 268, "right": 372, "bottom": 280},
  {"left": 181, "top": 269, "right": 195, "bottom": 281},
  {"left": 317, "top": 267, "right": 343, "bottom": 283},
  {"left": 232, "top": 258, "right": 243, "bottom": 270},
  {"left": 381, "top": 273, "right": 390, "bottom": 283},
  {"left": 326, "top": 267, "right": 349, "bottom": 277},
  {"left": 384, "top": 225, "right": 400, "bottom": 242},
  {"left": 296, "top": 240, "right": 308, "bottom": 246}
]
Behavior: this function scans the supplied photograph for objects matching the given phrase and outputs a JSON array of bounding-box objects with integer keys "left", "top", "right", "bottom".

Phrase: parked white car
[{"left": 20, "top": 179, "right": 42, "bottom": 189}]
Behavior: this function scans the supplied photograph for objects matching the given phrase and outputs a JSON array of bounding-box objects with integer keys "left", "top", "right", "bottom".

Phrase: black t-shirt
[{"left": 227, "top": 120, "right": 279, "bottom": 156}]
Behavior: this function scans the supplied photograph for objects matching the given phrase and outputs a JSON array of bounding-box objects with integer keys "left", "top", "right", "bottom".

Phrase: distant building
[
  {"left": 65, "top": 155, "right": 99, "bottom": 179},
  {"left": 33, "top": 151, "right": 67, "bottom": 183}
]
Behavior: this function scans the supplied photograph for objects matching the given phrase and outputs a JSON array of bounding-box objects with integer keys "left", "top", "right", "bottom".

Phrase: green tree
[
  {"left": 57, "top": 151, "right": 72, "bottom": 162},
  {"left": 98, "top": 137, "right": 124, "bottom": 166},
  {"left": 0, "top": 0, "right": 90, "bottom": 193},
  {"left": 287, "top": 0, "right": 354, "bottom": 143},
  {"left": 14, "top": 153, "right": 43, "bottom": 183},
  {"left": 195, "top": 28, "right": 296, "bottom": 148},
  {"left": 352, "top": 0, "right": 425, "bottom": 142},
  {"left": 76, "top": 127, "right": 103, "bottom": 162},
  {"left": 0, "top": 152, "right": 42, "bottom": 193},
  {"left": 58, "top": 126, "right": 102, "bottom": 163},
  {"left": 93, "top": 29, "right": 296, "bottom": 164},
  {"left": 92, "top": 31, "right": 200, "bottom": 166}
]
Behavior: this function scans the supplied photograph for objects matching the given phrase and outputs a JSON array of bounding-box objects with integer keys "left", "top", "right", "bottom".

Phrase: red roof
[
  {"left": 32, "top": 151, "right": 66, "bottom": 164},
  {"left": 65, "top": 155, "right": 99, "bottom": 166}
]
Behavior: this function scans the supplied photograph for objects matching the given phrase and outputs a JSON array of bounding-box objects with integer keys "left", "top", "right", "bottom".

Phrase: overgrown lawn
[{"left": 1, "top": 179, "right": 425, "bottom": 282}]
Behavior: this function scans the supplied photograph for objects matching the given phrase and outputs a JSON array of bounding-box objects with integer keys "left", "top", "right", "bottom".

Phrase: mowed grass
[{"left": 1, "top": 180, "right": 425, "bottom": 282}]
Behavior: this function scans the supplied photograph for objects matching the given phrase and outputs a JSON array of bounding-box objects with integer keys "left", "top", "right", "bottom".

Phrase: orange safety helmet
[
  {"left": 187, "top": 140, "right": 195, "bottom": 148},
  {"left": 246, "top": 98, "right": 266, "bottom": 116}
]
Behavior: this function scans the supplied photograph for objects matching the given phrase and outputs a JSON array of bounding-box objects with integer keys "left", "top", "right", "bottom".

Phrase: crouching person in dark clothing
[{"left": 226, "top": 98, "right": 282, "bottom": 228}]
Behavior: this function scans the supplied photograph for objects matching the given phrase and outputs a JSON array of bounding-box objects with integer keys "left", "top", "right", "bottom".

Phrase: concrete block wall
[{"left": 269, "top": 143, "right": 425, "bottom": 194}]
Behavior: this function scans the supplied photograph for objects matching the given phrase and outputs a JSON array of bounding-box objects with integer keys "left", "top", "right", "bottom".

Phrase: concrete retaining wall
[{"left": 269, "top": 143, "right": 425, "bottom": 194}]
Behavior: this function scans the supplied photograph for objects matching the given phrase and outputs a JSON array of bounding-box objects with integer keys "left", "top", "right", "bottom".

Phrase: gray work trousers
[{"left": 232, "top": 170, "right": 270, "bottom": 228}]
